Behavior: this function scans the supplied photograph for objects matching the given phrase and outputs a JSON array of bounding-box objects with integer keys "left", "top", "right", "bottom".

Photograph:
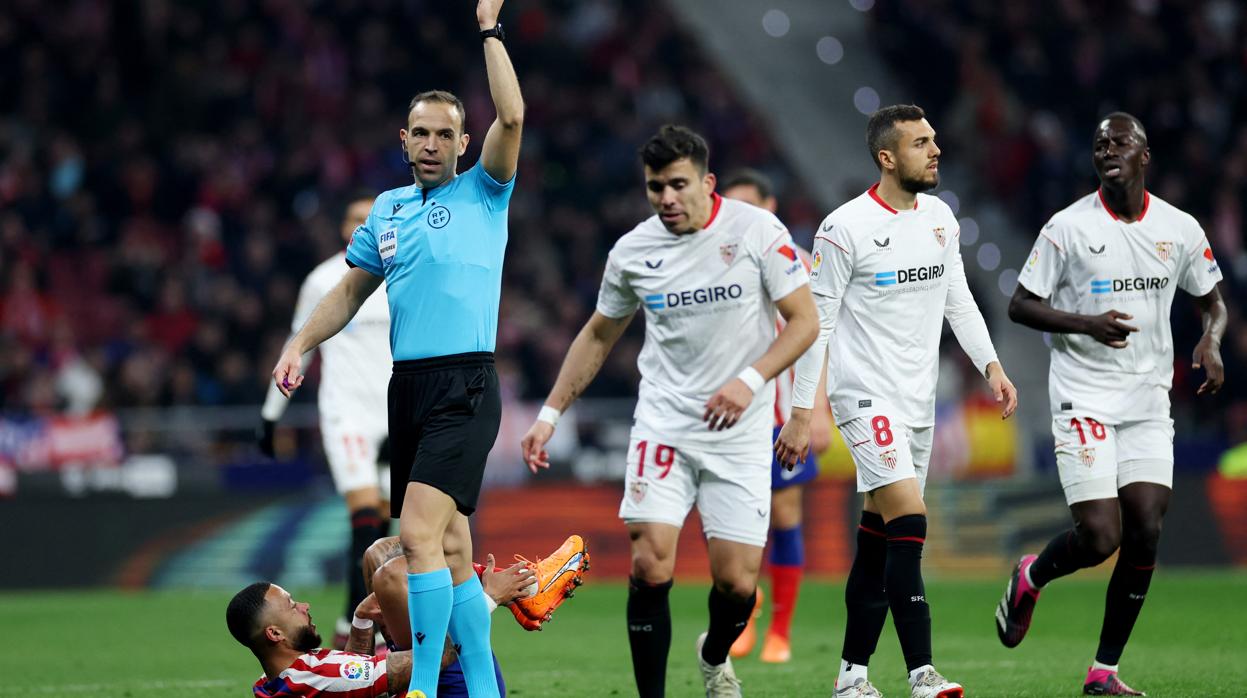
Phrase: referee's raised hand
[
  {"left": 477, "top": 0, "right": 504, "bottom": 29},
  {"left": 272, "top": 345, "right": 305, "bottom": 398}
]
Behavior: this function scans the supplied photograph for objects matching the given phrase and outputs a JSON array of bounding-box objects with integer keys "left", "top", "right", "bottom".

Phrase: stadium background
[{"left": 1, "top": 1, "right": 1246, "bottom": 693}]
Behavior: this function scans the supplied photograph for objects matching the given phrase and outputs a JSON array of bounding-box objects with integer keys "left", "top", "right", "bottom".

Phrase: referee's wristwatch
[{"left": 480, "top": 23, "right": 505, "bottom": 43}]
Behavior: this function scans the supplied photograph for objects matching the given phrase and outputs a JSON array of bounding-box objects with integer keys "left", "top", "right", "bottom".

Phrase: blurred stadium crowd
[
  {"left": 0, "top": 0, "right": 1242, "bottom": 446},
  {"left": 871, "top": 0, "right": 1246, "bottom": 441},
  {"left": 0, "top": 0, "right": 819, "bottom": 418}
]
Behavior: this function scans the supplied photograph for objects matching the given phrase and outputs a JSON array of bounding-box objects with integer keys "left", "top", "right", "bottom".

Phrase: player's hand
[
  {"left": 986, "top": 361, "right": 1018, "bottom": 419},
  {"left": 257, "top": 419, "right": 276, "bottom": 458},
  {"left": 1085, "top": 309, "right": 1138, "bottom": 348},
  {"left": 521, "top": 420, "right": 555, "bottom": 474},
  {"left": 353, "top": 593, "right": 384, "bottom": 626},
  {"left": 481, "top": 553, "right": 538, "bottom": 606},
  {"left": 774, "top": 408, "right": 812, "bottom": 469},
  {"left": 272, "top": 346, "right": 305, "bottom": 397},
  {"left": 704, "top": 378, "right": 753, "bottom": 431},
  {"left": 1193, "top": 334, "right": 1224, "bottom": 395},
  {"left": 477, "top": 0, "right": 504, "bottom": 30}
]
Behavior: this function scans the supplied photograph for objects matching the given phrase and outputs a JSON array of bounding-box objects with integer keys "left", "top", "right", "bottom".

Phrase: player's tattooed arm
[
  {"left": 522, "top": 311, "right": 634, "bottom": 472},
  {"left": 345, "top": 593, "right": 382, "bottom": 654},
  {"left": 1007, "top": 285, "right": 1138, "bottom": 348},
  {"left": 1192, "top": 286, "right": 1227, "bottom": 395}
]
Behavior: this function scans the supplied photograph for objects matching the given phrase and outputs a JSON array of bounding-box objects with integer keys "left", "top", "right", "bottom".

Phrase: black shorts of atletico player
[{"left": 388, "top": 352, "right": 501, "bottom": 517}]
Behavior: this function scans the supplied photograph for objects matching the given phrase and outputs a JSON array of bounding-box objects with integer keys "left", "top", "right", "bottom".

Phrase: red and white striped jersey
[{"left": 253, "top": 649, "right": 389, "bottom": 698}]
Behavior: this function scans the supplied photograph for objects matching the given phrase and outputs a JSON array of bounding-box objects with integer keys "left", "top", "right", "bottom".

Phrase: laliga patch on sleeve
[
  {"left": 339, "top": 659, "right": 375, "bottom": 682},
  {"left": 379, "top": 228, "right": 398, "bottom": 268}
]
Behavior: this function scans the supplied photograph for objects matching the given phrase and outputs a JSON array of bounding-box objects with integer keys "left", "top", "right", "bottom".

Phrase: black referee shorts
[{"left": 388, "top": 352, "right": 501, "bottom": 517}]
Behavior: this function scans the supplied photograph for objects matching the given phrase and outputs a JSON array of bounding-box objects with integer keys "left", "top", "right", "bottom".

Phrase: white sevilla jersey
[
  {"left": 774, "top": 247, "right": 815, "bottom": 427},
  {"left": 1017, "top": 190, "right": 1222, "bottom": 423},
  {"left": 263, "top": 252, "right": 391, "bottom": 425},
  {"left": 596, "top": 194, "right": 810, "bottom": 452},
  {"left": 801, "top": 185, "right": 997, "bottom": 428}
]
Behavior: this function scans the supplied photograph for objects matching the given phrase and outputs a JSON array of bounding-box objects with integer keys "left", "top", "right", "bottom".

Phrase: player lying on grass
[{"left": 228, "top": 535, "right": 588, "bottom": 697}]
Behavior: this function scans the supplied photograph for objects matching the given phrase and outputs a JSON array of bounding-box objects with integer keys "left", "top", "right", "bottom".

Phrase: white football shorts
[
  {"left": 618, "top": 431, "right": 772, "bottom": 548},
  {"left": 839, "top": 410, "right": 933, "bottom": 494},
  {"left": 321, "top": 415, "right": 390, "bottom": 498},
  {"left": 1052, "top": 414, "right": 1174, "bottom": 505}
]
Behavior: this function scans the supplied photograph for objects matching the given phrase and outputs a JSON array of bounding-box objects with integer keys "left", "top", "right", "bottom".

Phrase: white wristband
[
  {"left": 537, "top": 405, "right": 561, "bottom": 427},
  {"left": 351, "top": 615, "right": 374, "bottom": 631},
  {"left": 483, "top": 595, "right": 498, "bottom": 614},
  {"left": 736, "top": 366, "right": 765, "bottom": 393}
]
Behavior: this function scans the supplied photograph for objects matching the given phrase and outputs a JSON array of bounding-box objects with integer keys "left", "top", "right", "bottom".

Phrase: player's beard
[
  {"left": 291, "top": 625, "right": 323, "bottom": 652},
  {"left": 899, "top": 164, "right": 939, "bottom": 194}
]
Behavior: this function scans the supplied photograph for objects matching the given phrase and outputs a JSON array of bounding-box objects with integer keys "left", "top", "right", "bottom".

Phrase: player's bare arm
[
  {"left": 985, "top": 361, "right": 1019, "bottom": 419},
  {"left": 809, "top": 359, "right": 833, "bottom": 452},
  {"left": 1192, "top": 285, "right": 1227, "bottom": 395},
  {"left": 1008, "top": 285, "right": 1139, "bottom": 348},
  {"left": 521, "top": 310, "right": 634, "bottom": 472},
  {"left": 384, "top": 650, "right": 413, "bottom": 692},
  {"left": 479, "top": 552, "right": 538, "bottom": 605},
  {"left": 344, "top": 593, "right": 383, "bottom": 655},
  {"left": 272, "top": 267, "right": 382, "bottom": 397},
  {"left": 477, "top": 0, "right": 523, "bottom": 183},
  {"left": 704, "top": 285, "right": 818, "bottom": 431}
]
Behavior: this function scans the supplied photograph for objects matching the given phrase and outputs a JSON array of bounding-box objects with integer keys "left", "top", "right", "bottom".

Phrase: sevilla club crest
[
  {"left": 629, "top": 481, "right": 648, "bottom": 504},
  {"left": 880, "top": 449, "right": 898, "bottom": 470},
  {"left": 1155, "top": 241, "right": 1173, "bottom": 262},
  {"left": 720, "top": 243, "right": 738, "bottom": 266},
  {"left": 1079, "top": 447, "right": 1097, "bottom": 467},
  {"left": 932, "top": 227, "right": 946, "bottom": 247}
]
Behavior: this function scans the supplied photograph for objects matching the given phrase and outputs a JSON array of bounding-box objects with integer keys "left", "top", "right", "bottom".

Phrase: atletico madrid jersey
[
  {"left": 595, "top": 194, "right": 810, "bottom": 453},
  {"left": 253, "top": 649, "right": 390, "bottom": 697},
  {"left": 1017, "top": 189, "right": 1223, "bottom": 423}
]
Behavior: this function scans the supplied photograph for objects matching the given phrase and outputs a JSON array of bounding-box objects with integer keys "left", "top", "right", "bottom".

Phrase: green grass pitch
[{"left": 2, "top": 571, "right": 1243, "bottom": 696}]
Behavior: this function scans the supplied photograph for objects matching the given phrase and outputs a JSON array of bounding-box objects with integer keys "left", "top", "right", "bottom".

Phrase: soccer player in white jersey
[
  {"left": 259, "top": 195, "right": 393, "bottom": 649},
  {"left": 776, "top": 104, "right": 1018, "bottom": 698},
  {"left": 721, "top": 169, "right": 833, "bottom": 664},
  {"left": 994, "top": 113, "right": 1226, "bottom": 697},
  {"left": 520, "top": 125, "right": 819, "bottom": 698}
]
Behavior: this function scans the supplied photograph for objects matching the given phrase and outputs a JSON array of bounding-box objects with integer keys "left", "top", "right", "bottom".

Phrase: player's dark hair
[
  {"left": 227, "top": 582, "right": 272, "bottom": 650},
  {"left": 866, "top": 104, "right": 926, "bottom": 170},
  {"left": 408, "top": 90, "right": 467, "bottom": 134},
  {"left": 720, "top": 168, "right": 775, "bottom": 201},
  {"left": 640, "top": 125, "right": 710, "bottom": 173},
  {"left": 1097, "top": 111, "right": 1148, "bottom": 144}
]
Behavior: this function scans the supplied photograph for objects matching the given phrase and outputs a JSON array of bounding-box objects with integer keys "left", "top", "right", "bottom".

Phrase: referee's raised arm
[{"left": 476, "top": 0, "right": 523, "bottom": 183}]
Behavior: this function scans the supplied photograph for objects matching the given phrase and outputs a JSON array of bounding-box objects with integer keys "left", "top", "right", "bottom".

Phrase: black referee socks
[
  {"left": 627, "top": 577, "right": 673, "bottom": 698},
  {"left": 885, "top": 513, "right": 933, "bottom": 672}
]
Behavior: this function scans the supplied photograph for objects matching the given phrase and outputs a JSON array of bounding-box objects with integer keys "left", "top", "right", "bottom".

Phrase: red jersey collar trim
[
  {"left": 1097, "top": 188, "right": 1150, "bottom": 223},
  {"left": 704, "top": 192, "right": 723, "bottom": 229},
  {"left": 868, "top": 183, "right": 916, "bottom": 214}
]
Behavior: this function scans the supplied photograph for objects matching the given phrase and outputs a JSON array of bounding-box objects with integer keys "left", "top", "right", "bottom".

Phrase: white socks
[
  {"left": 839, "top": 659, "right": 868, "bottom": 687},
  {"left": 1092, "top": 660, "right": 1119, "bottom": 673}
]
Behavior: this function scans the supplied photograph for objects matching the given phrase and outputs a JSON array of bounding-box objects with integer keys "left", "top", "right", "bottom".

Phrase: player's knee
[
  {"left": 630, "top": 551, "right": 674, "bottom": 584},
  {"left": 374, "top": 557, "right": 404, "bottom": 595},
  {"left": 712, "top": 576, "right": 756, "bottom": 602},
  {"left": 1077, "top": 522, "right": 1121, "bottom": 562},
  {"left": 1122, "top": 517, "right": 1163, "bottom": 559}
]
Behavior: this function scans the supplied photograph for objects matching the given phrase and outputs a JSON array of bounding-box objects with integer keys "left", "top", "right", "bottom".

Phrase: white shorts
[
  {"left": 618, "top": 433, "right": 772, "bottom": 548},
  {"left": 321, "top": 416, "right": 390, "bottom": 499},
  {"left": 1052, "top": 415, "right": 1174, "bottom": 505},
  {"left": 839, "top": 412, "right": 933, "bottom": 494}
]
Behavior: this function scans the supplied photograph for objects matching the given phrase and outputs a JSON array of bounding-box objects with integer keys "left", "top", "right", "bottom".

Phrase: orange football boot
[
  {"left": 729, "top": 587, "right": 764, "bottom": 657},
  {"left": 511, "top": 535, "right": 590, "bottom": 629},
  {"left": 759, "top": 632, "right": 791, "bottom": 663}
]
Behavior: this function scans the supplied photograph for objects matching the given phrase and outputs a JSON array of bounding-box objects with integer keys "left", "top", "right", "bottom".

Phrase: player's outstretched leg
[
  {"left": 997, "top": 499, "right": 1121, "bottom": 648},
  {"left": 835, "top": 511, "right": 889, "bottom": 697}
]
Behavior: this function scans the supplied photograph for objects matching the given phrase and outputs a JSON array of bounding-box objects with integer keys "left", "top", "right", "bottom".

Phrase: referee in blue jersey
[{"left": 273, "top": 2, "right": 522, "bottom": 695}]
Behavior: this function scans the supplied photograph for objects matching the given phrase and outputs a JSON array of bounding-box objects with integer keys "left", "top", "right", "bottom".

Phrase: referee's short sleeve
[
  {"left": 470, "top": 161, "right": 516, "bottom": 212},
  {"left": 345, "top": 209, "right": 385, "bottom": 277},
  {"left": 595, "top": 250, "right": 639, "bottom": 318}
]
